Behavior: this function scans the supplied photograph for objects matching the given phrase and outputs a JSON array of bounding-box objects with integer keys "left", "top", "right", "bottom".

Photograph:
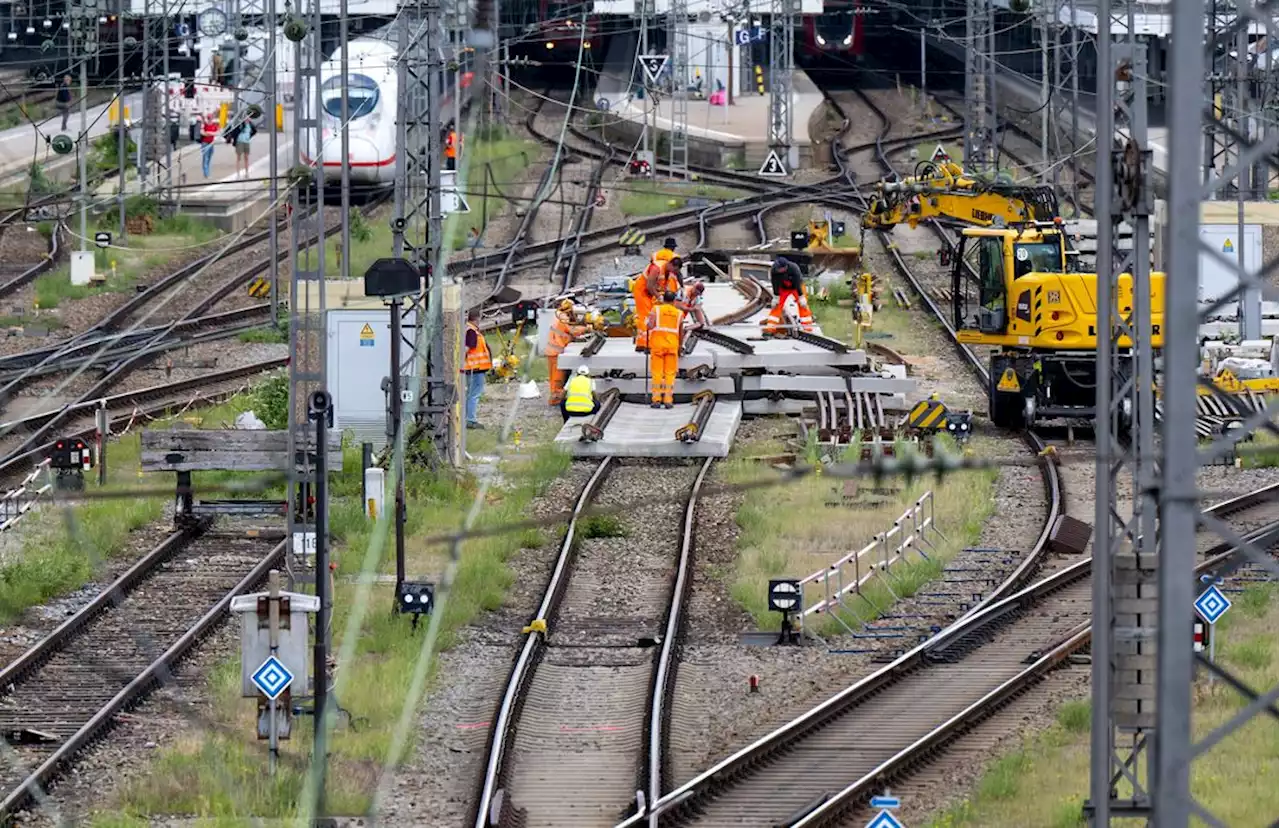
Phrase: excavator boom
[{"left": 862, "top": 161, "right": 1060, "bottom": 231}]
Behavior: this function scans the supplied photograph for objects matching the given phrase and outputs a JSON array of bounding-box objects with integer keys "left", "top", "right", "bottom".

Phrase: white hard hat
[{"left": 576, "top": 365, "right": 590, "bottom": 376}]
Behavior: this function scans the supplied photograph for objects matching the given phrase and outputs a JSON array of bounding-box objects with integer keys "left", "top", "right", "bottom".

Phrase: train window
[{"left": 322, "top": 74, "right": 379, "bottom": 118}]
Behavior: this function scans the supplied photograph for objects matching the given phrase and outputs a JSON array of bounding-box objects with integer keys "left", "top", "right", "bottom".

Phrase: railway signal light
[
  {"left": 396, "top": 581, "right": 435, "bottom": 630},
  {"left": 767, "top": 579, "right": 802, "bottom": 646}
]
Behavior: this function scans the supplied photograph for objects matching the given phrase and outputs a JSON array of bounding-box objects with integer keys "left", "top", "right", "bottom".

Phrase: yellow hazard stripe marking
[{"left": 908, "top": 401, "right": 946, "bottom": 429}]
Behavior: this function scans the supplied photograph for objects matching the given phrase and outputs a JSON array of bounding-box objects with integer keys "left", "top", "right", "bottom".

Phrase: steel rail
[
  {"left": 795, "top": 508, "right": 1280, "bottom": 827},
  {"left": 0, "top": 307, "right": 274, "bottom": 380},
  {"left": 0, "top": 358, "right": 287, "bottom": 477},
  {"left": 0, "top": 538, "right": 288, "bottom": 818},
  {"left": 637, "top": 483, "right": 1278, "bottom": 824},
  {"left": 0, "top": 219, "right": 61, "bottom": 301},
  {"left": 472, "top": 456, "right": 616, "bottom": 826},
  {"left": 644, "top": 457, "right": 715, "bottom": 824},
  {"left": 609, "top": 79, "right": 1068, "bottom": 828}
]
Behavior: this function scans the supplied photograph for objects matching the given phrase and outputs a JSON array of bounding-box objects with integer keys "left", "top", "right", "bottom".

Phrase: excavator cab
[{"left": 951, "top": 224, "right": 1069, "bottom": 337}]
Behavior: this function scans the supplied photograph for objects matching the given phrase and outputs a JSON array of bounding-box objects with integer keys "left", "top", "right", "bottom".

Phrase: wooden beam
[{"left": 140, "top": 429, "right": 344, "bottom": 473}]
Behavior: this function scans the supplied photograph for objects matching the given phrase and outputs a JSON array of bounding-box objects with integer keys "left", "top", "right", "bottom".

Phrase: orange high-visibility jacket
[
  {"left": 463, "top": 322, "right": 492, "bottom": 371},
  {"left": 647, "top": 303, "right": 684, "bottom": 352}
]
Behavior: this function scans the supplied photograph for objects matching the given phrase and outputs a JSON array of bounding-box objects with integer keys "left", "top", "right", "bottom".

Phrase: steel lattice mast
[
  {"left": 962, "top": 0, "right": 996, "bottom": 172},
  {"left": 668, "top": 0, "right": 690, "bottom": 177},
  {"left": 768, "top": 0, "right": 796, "bottom": 170}
]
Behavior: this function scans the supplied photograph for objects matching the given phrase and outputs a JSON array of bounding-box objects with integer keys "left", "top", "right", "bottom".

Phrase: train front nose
[{"left": 317, "top": 129, "right": 390, "bottom": 183}]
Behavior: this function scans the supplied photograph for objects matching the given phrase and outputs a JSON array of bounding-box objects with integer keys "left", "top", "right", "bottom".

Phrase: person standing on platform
[
  {"left": 646, "top": 290, "right": 685, "bottom": 409},
  {"left": 561, "top": 365, "right": 598, "bottom": 423},
  {"left": 546, "top": 300, "right": 590, "bottom": 406},
  {"left": 199, "top": 111, "right": 220, "bottom": 178},
  {"left": 232, "top": 117, "right": 256, "bottom": 179},
  {"left": 463, "top": 308, "right": 492, "bottom": 430},
  {"left": 56, "top": 75, "right": 73, "bottom": 132}
]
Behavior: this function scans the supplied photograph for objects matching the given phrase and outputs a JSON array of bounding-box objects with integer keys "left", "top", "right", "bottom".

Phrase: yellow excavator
[{"left": 863, "top": 160, "right": 1166, "bottom": 429}]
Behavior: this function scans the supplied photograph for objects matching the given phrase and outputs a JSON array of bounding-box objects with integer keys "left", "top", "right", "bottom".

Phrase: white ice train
[{"left": 301, "top": 20, "right": 475, "bottom": 186}]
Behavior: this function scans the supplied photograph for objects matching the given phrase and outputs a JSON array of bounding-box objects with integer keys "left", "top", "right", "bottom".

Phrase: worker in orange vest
[
  {"left": 634, "top": 255, "right": 682, "bottom": 352},
  {"left": 545, "top": 299, "right": 590, "bottom": 405},
  {"left": 462, "top": 307, "right": 492, "bottom": 429},
  {"left": 645, "top": 291, "right": 685, "bottom": 409},
  {"left": 444, "top": 122, "right": 458, "bottom": 170}
]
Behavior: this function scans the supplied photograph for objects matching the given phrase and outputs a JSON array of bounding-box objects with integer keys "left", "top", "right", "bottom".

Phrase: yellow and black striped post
[
  {"left": 907, "top": 398, "right": 949, "bottom": 431},
  {"left": 619, "top": 227, "right": 647, "bottom": 255},
  {"left": 248, "top": 277, "right": 271, "bottom": 299}
]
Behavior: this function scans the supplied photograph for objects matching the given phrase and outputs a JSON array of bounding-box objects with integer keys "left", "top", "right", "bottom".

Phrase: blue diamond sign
[
  {"left": 1194, "top": 585, "right": 1232, "bottom": 625},
  {"left": 865, "top": 811, "right": 905, "bottom": 828},
  {"left": 251, "top": 655, "right": 295, "bottom": 700}
]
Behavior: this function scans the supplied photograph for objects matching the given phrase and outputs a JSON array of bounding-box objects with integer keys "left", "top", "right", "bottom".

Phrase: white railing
[
  {"left": 796, "top": 490, "right": 943, "bottom": 637},
  {"left": 0, "top": 459, "right": 53, "bottom": 534}
]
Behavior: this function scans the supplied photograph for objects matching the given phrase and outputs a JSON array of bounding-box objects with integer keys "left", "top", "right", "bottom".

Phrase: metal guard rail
[
  {"left": 0, "top": 459, "right": 53, "bottom": 534},
  {"left": 795, "top": 491, "right": 940, "bottom": 637},
  {"left": 674, "top": 391, "right": 716, "bottom": 443},
  {"left": 580, "top": 388, "right": 621, "bottom": 442},
  {"left": 625, "top": 484, "right": 1272, "bottom": 825}
]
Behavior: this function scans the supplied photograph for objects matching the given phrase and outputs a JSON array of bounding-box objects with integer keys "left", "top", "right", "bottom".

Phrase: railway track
[
  {"left": 0, "top": 521, "right": 287, "bottom": 819},
  {"left": 474, "top": 457, "right": 714, "bottom": 827},
  {"left": 623, "top": 78, "right": 1278, "bottom": 828}
]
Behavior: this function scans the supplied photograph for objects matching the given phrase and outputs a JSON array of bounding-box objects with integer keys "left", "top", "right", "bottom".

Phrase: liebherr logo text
[
  {"left": 1087, "top": 324, "right": 1162, "bottom": 337},
  {"left": 972, "top": 208, "right": 995, "bottom": 223}
]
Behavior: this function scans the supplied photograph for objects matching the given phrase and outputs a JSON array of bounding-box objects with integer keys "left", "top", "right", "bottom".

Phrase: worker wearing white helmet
[{"left": 562, "top": 364, "right": 598, "bottom": 423}]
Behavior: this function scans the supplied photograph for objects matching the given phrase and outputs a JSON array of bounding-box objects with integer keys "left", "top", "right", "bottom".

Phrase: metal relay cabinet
[{"left": 231, "top": 590, "right": 320, "bottom": 699}]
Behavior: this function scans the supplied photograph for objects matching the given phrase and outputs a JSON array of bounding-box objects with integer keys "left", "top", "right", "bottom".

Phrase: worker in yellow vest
[
  {"left": 463, "top": 307, "right": 492, "bottom": 429},
  {"left": 546, "top": 300, "right": 590, "bottom": 405},
  {"left": 561, "top": 365, "right": 598, "bottom": 423}
]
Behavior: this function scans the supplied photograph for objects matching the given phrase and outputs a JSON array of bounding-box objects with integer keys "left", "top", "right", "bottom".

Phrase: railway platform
[
  {"left": 0, "top": 93, "right": 144, "bottom": 184},
  {"left": 153, "top": 111, "right": 295, "bottom": 232},
  {"left": 594, "top": 34, "right": 825, "bottom": 171}
]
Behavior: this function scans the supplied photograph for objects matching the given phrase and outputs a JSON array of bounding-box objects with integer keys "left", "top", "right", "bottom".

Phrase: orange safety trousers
[
  {"left": 764, "top": 288, "right": 815, "bottom": 333},
  {"left": 547, "top": 355, "right": 568, "bottom": 404},
  {"left": 632, "top": 280, "right": 654, "bottom": 349},
  {"left": 649, "top": 348, "right": 678, "bottom": 405}
]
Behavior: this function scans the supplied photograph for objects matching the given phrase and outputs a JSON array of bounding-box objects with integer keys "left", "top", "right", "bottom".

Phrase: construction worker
[
  {"left": 763, "top": 255, "right": 814, "bottom": 335},
  {"left": 678, "top": 280, "right": 709, "bottom": 328},
  {"left": 562, "top": 365, "right": 598, "bottom": 423},
  {"left": 633, "top": 254, "right": 682, "bottom": 352},
  {"left": 653, "top": 236, "right": 678, "bottom": 266},
  {"left": 444, "top": 120, "right": 458, "bottom": 170},
  {"left": 646, "top": 291, "right": 685, "bottom": 409},
  {"left": 546, "top": 299, "right": 590, "bottom": 406},
  {"left": 463, "top": 307, "right": 492, "bottom": 430}
]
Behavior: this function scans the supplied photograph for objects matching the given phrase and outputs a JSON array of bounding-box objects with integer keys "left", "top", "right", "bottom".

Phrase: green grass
[
  {"left": 237, "top": 326, "right": 288, "bottom": 344},
  {"left": 723, "top": 292, "right": 998, "bottom": 632},
  {"left": 1237, "top": 431, "right": 1278, "bottom": 468},
  {"left": 94, "top": 433, "right": 575, "bottom": 820},
  {"left": 619, "top": 181, "right": 748, "bottom": 218},
  {"left": 319, "top": 135, "right": 541, "bottom": 279},
  {"left": 32, "top": 211, "right": 222, "bottom": 310},
  {"left": 925, "top": 582, "right": 1279, "bottom": 828},
  {"left": 0, "top": 433, "right": 165, "bottom": 622}
]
